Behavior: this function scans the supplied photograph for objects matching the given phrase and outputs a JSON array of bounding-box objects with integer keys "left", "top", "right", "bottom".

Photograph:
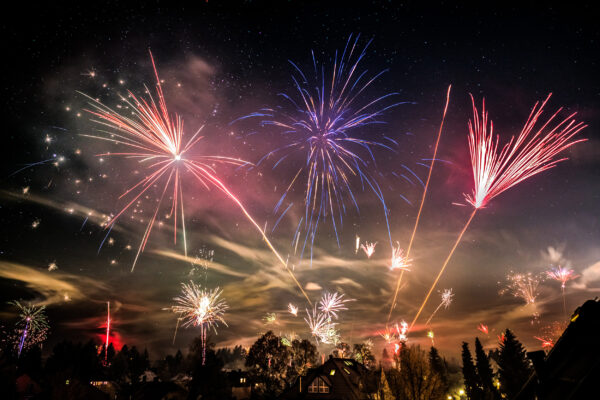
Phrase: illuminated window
[
  {"left": 329, "top": 369, "right": 335, "bottom": 376},
  {"left": 240, "top": 377, "right": 246, "bottom": 383},
  {"left": 343, "top": 368, "right": 351, "bottom": 374},
  {"left": 344, "top": 360, "right": 353, "bottom": 366},
  {"left": 308, "top": 377, "right": 330, "bottom": 393}
]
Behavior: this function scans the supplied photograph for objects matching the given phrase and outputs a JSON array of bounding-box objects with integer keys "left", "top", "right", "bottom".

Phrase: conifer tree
[{"left": 497, "top": 329, "right": 532, "bottom": 398}]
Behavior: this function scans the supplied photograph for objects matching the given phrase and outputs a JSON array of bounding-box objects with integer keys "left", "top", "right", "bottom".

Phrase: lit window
[
  {"left": 344, "top": 360, "right": 353, "bottom": 366},
  {"left": 343, "top": 368, "right": 351, "bottom": 374},
  {"left": 308, "top": 377, "right": 330, "bottom": 393},
  {"left": 330, "top": 369, "right": 335, "bottom": 376}
]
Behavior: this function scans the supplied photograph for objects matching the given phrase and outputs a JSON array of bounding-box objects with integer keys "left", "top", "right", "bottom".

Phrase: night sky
[{"left": 1, "top": 2, "right": 599, "bottom": 360}]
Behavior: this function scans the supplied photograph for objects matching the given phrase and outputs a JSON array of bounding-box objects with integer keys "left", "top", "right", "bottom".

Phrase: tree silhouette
[
  {"left": 333, "top": 342, "right": 351, "bottom": 358},
  {"left": 474, "top": 337, "right": 500, "bottom": 399},
  {"left": 461, "top": 342, "right": 482, "bottom": 400},
  {"left": 353, "top": 343, "right": 376, "bottom": 369},
  {"left": 429, "top": 346, "right": 449, "bottom": 395},
  {"left": 188, "top": 338, "right": 230, "bottom": 400},
  {"left": 245, "top": 331, "right": 291, "bottom": 399},
  {"left": 394, "top": 344, "right": 446, "bottom": 400},
  {"left": 497, "top": 329, "right": 532, "bottom": 398},
  {"left": 290, "top": 339, "right": 318, "bottom": 378}
]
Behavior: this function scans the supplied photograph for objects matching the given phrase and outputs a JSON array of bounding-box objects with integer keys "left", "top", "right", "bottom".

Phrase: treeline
[{"left": 461, "top": 329, "right": 533, "bottom": 399}]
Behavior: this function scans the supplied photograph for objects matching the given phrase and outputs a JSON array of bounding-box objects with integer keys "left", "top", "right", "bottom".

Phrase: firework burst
[
  {"left": 288, "top": 303, "right": 298, "bottom": 316},
  {"left": 169, "top": 281, "right": 228, "bottom": 364},
  {"left": 80, "top": 51, "right": 311, "bottom": 304},
  {"left": 534, "top": 336, "right": 554, "bottom": 349},
  {"left": 240, "top": 34, "right": 404, "bottom": 260},
  {"left": 547, "top": 266, "right": 579, "bottom": 316},
  {"left": 410, "top": 94, "right": 586, "bottom": 329},
  {"left": 9, "top": 301, "right": 50, "bottom": 357},
  {"left": 304, "top": 308, "right": 340, "bottom": 345},
  {"left": 424, "top": 288, "right": 454, "bottom": 326},
  {"left": 502, "top": 271, "right": 543, "bottom": 305},
  {"left": 318, "top": 291, "right": 352, "bottom": 319},
  {"left": 390, "top": 243, "right": 411, "bottom": 271},
  {"left": 263, "top": 312, "right": 278, "bottom": 325},
  {"left": 477, "top": 323, "right": 489, "bottom": 335},
  {"left": 360, "top": 241, "right": 377, "bottom": 258}
]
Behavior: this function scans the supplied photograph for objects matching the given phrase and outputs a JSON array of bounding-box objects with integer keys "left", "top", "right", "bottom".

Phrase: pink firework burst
[
  {"left": 477, "top": 323, "right": 489, "bottom": 335},
  {"left": 361, "top": 241, "right": 377, "bottom": 258},
  {"left": 81, "top": 52, "right": 246, "bottom": 269},
  {"left": 409, "top": 94, "right": 586, "bottom": 330},
  {"left": 465, "top": 93, "right": 587, "bottom": 209},
  {"left": 546, "top": 266, "right": 578, "bottom": 289}
]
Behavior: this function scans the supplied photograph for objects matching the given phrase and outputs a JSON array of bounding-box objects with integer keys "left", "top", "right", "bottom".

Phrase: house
[
  {"left": 15, "top": 374, "right": 41, "bottom": 399},
  {"left": 515, "top": 298, "right": 600, "bottom": 399},
  {"left": 280, "top": 356, "right": 374, "bottom": 400},
  {"left": 227, "top": 369, "right": 251, "bottom": 400}
]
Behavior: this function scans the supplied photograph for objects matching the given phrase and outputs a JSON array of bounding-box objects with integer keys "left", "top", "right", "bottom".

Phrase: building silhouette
[{"left": 516, "top": 298, "right": 600, "bottom": 399}]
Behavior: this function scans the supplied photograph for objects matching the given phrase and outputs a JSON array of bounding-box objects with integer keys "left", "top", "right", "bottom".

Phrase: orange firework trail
[
  {"left": 81, "top": 51, "right": 312, "bottom": 304},
  {"left": 387, "top": 85, "right": 452, "bottom": 323},
  {"left": 409, "top": 93, "right": 586, "bottom": 330}
]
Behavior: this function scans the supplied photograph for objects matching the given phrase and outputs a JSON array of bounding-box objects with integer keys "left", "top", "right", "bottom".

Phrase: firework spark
[
  {"left": 288, "top": 303, "right": 298, "bottom": 316},
  {"left": 427, "top": 330, "right": 435, "bottom": 345},
  {"left": 498, "top": 333, "right": 506, "bottom": 344},
  {"left": 318, "top": 291, "right": 352, "bottom": 319},
  {"left": 534, "top": 336, "right": 554, "bottom": 349},
  {"left": 304, "top": 308, "right": 339, "bottom": 345},
  {"left": 410, "top": 94, "right": 586, "bottom": 329},
  {"left": 477, "top": 323, "right": 489, "bottom": 335},
  {"left": 502, "top": 271, "right": 542, "bottom": 305},
  {"left": 81, "top": 51, "right": 311, "bottom": 304},
  {"left": 360, "top": 241, "right": 377, "bottom": 258},
  {"left": 9, "top": 301, "right": 49, "bottom": 357},
  {"left": 263, "top": 313, "right": 278, "bottom": 325},
  {"left": 390, "top": 243, "right": 411, "bottom": 271},
  {"left": 546, "top": 266, "right": 578, "bottom": 289},
  {"left": 169, "top": 281, "right": 228, "bottom": 364},
  {"left": 397, "top": 321, "right": 409, "bottom": 342},
  {"left": 241, "top": 34, "right": 403, "bottom": 260},
  {"left": 547, "top": 266, "right": 579, "bottom": 316},
  {"left": 424, "top": 288, "right": 454, "bottom": 326}
]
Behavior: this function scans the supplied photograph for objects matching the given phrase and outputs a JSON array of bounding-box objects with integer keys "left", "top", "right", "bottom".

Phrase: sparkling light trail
[
  {"left": 387, "top": 85, "right": 451, "bottom": 323},
  {"left": 409, "top": 93, "right": 586, "bottom": 330}
]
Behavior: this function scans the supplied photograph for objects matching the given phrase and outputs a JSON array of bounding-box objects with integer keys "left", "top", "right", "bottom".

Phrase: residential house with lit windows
[{"left": 280, "top": 356, "right": 375, "bottom": 399}]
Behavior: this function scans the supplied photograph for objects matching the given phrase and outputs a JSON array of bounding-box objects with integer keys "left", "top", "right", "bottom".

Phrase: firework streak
[
  {"left": 81, "top": 51, "right": 311, "bottom": 304},
  {"left": 387, "top": 85, "right": 452, "bottom": 323},
  {"left": 410, "top": 93, "right": 586, "bottom": 330}
]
